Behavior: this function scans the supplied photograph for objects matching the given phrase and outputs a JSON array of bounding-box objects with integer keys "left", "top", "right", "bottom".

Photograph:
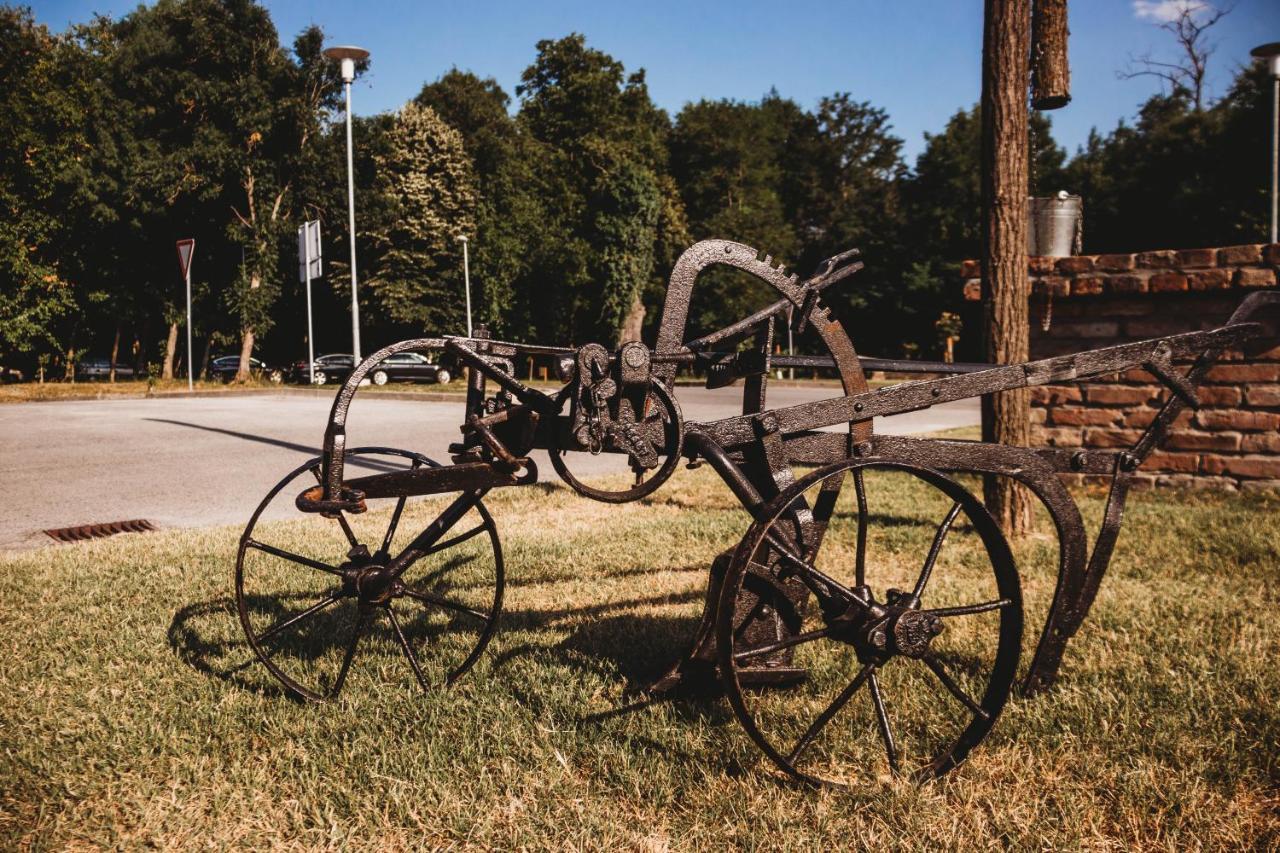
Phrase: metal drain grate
[{"left": 44, "top": 519, "right": 157, "bottom": 543}]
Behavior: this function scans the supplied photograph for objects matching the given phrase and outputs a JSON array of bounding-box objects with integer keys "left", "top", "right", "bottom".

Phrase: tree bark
[
  {"left": 1031, "top": 0, "right": 1071, "bottom": 110},
  {"left": 981, "top": 0, "right": 1036, "bottom": 537},
  {"left": 200, "top": 333, "right": 214, "bottom": 381},
  {"left": 162, "top": 322, "right": 179, "bottom": 380},
  {"left": 236, "top": 271, "right": 260, "bottom": 382},
  {"left": 108, "top": 324, "right": 121, "bottom": 383},
  {"left": 618, "top": 293, "right": 646, "bottom": 346}
]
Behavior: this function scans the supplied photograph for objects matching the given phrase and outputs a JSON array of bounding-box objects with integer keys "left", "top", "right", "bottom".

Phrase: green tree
[{"left": 362, "top": 102, "right": 477, "bottom": 335}]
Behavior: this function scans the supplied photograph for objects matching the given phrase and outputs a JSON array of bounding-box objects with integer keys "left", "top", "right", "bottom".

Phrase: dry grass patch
[{"left": 1, "top": 464, "right": 1278, "bottom": 848}]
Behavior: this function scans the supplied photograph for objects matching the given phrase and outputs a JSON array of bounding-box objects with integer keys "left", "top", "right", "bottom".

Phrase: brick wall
[{"left": 962, "top": 243, "right": 1280, "bottom": 491}]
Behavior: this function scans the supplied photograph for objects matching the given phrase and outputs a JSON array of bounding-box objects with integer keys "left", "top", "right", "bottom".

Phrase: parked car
[
  {"left": 289, "top": 353, "right": 357, "bottom": 385},
  {"left": 368, "top": 351, "right": 454, "bottom": 386},
  {"left": 209, "top": 356, "right": 283, "bottom": 384},
  {"left": 0, "top": 365, "right": 25, "bottom": 384},
  {"left": 76, "top": 357, "right": 136, "bottom": 380}
]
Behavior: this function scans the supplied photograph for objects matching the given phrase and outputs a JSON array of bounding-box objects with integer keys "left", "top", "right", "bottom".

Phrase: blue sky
[{"left": 31, "top": 0, "right": 1279, "bottom": 162}]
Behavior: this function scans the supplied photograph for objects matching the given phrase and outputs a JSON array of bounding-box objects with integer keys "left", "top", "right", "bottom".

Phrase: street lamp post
[
  {"left": 457, "top": 235, "right": 473, "bottom": 337},
  {"left": 324, "top": 44, "right": 369, "bottom": 361},
  {"left": 1252, "top": 42, "right": 1280, "bottom": 244}
]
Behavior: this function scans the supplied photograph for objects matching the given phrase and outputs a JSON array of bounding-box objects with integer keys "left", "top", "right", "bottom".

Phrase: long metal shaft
[
  {"left": 344, "top": 79, "right": 361, "bottom": 361},
  {"left": 185, "top": 267, "right": 193, "bottom": 391},
  {"left": 305, "top": 246, "right": 315, "bottom": 386},
  {"left": 1271, "top": 76, "right": 1278, "bottom": 244},
  {"left": 462, "top": 238, "right": 472, "bottom": 337}
]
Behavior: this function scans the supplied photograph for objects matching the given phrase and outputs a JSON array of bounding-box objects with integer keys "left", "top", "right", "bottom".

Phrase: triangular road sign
[{"left": 176, "top": 238, "right": 195, "bottom": 279}]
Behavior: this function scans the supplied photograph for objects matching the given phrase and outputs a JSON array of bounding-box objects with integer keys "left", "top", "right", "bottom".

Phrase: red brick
[
  {"left": 1084, "top": 427, "right": 1144, "bottom": 448},
  {"left": 1188, "top": 269, "right": 1231, "bottom": 290},
  {"left": 1030, "top": 385, "right": 1082, "bottom": 405},
  {"left": 1144, "top": 451, "right": 1201, "bottom": 473},
  {"left": 1056, "top": 320, "right": 1120, "bottom": 338},
  {"left": 1085, "top": 385, "right": 1157, "bottom": 406},
  {"left": 1037, "top": 427, "right": 1082, "bottom": 447},
  {"left": 1095, "top": 253, "right": 1135, "bottom": 272},
  {"left": 1119, "top": 367, "right": 1155, "bottom": 383},
  {"left": 1206, "top": 364, "right": 1280, "bottom": 382},
  {"left": 1176, "top": 248, "right": 1217, "bottom": 268},
  {"left": 963, "top": 279, "right": 981, "bottom": 301},
  {"left": 1242, "top": 433, "right": 1280, "bottom": 453},
  {"left": 1251, "top": 344, "right": 1280, "bottom": 360},
  {"left": 1218, "top": 244, "right": 1264, "bottom": 265},
  {"left": 1197, "top": 386, "right": 1243, "bottom": 406},
  {"left": 1236, "top": 267, "right": 1277, "bottom": 288},
  {"left": 1123, "top": 408, "right": 1158, "bottom": 428},
  {"left": 1029, "top": 407, "right": 1047, "bottom": 425},
  {"left": 1034, "top": 276, "right": 1070, "bottom": 297},
  {"left": 1195, "top": 410, "right": 1280, "bottom": 431},
  {"left": 1071, "top": 276, "right": 1104, "bottom": 296},
  {"left": 1056, "top": 256, "right": 1095, "bottom": 274},
  {"left": 1241, "top": 479, "right": 1280, "bottom": 493},
  {"left": 1201, "top": 455, "right": 1280, "bottom": 479},
  {"left": 1049, "top": 407, "right": 1124, "bottom": 426},
  {"left": 1107, "top": 275, "right": 1147, "bottom": 294},
  {"left": 1165, "top": 430, "right": 1242, "bottom": 451},
  {"left": 1264, "top": 243, "right": 1280, "bottom": 265},
  {"left": 1245, "top": 385, "right": 1280, "bottom": 407},
  {"left": 1029, "top": 256, "right": 1056, "bottom": 274},
  {"left": 1128, "top": 317, "right": 1197, "bottom": 338},
  {"left": 1136, "top": 250, "right": 1176, "bottom": 268},
  {"left": 1149, "top": 272, "right": 1188, "bottom": 292},
  {"left": 960, "top": 259, "right": 980, "bottom": 278}
]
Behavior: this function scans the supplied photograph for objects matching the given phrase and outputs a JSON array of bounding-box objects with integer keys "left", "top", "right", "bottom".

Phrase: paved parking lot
[{"left": 0, "top": 386, "right": 978, "bottom": 549}]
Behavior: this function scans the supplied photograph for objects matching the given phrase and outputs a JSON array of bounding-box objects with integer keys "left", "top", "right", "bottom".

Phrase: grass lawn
[{"left": 2, "top": 460, "right": 1278, "bottom": 848}]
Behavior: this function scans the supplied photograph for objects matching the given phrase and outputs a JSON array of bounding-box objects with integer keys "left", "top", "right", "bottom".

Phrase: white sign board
[
  {"left": 175, "top": 238, "right": 195, "bottom": 279},
  {"left": 297, "top": 220, "right": 322, "bottom": 282}
]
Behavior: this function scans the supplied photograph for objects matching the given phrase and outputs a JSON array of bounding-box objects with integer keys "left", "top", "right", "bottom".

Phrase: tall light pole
[
  {"left": 324, "top": 44, "right": 369, "bottom": 360},
  {"left": 1252, "top": 43, "right": 1280, "bottom": 244},
  {"left": 457, "top": 235, "right": 473, "bottom": 337}
]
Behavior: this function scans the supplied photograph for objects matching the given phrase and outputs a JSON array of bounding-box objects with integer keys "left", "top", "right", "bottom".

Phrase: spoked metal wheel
[
  {"left": 716, "top": 460, "right": 1022, "bottom": 786},
  {"left": 235, "top": 447, "right": 504, "bottom": 702}
]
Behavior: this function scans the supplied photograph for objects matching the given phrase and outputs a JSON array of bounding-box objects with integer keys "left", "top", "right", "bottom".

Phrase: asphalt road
[{"left": 0, "top": 386, "right": 978, "bottom": 550}]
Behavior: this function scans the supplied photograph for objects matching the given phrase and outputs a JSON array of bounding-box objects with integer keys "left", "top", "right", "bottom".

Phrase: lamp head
[
  {"left": 324, "top": 45, "right": 369, "bottom": 83},
  {"left": 1251, "top": 42, "right": 1280, "bottom": 78}
]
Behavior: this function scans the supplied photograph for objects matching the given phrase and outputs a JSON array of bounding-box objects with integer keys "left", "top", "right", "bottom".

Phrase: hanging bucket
[{"left": 1028, "top": 191, "right": 1083, "bottom": 257}]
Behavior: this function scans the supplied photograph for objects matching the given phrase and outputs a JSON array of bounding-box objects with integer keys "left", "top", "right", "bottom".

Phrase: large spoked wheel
[
  {"left": 235, "top": 447, "right": 504, "bottom": 702},
  {"left": 716, "top": 460, "right": 1022, "bottom": 786}
]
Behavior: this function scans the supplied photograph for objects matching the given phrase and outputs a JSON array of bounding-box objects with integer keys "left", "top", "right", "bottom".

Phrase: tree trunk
[
  {"left": 108, "top": 324, "right": 121, "bottom": 383},
  {"left": 981, "top": 0, "right": 1036, "bottom": 537},
  {"left": 236, "top": 271, "right": 260, "bottom": 382},
  {"left": 618, "top": 293, "right": 646, "bottom": 346},
  {"left": 1031, "top": 0, "right": 1071, "bottom": 110},
  {"left": 237, "top": 328, "right": 255, "bottom": 383},
  {"left": 200, "top": 334, "right": 214, "bottom": 381},
  {"left": 65, "top": 346, "right": 76, "bottom": 382},
  {"left": 162, "top": 322, "right": 179, "bottom": 380}
]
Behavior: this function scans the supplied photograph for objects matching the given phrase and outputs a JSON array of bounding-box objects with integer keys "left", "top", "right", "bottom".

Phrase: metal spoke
[
  {"left": 785, "top": 663, "right": 874, "bottom": 765},
  {"left": 910, "top": 501, "right": 962, "bottom": 606},
  {"left": 387, "top": 606, "right": 430, "bottom": 694},
  {"left": 311, "top": 465, "right": 359, "bottom": 549},
  {"left": 330, "top": 607, "right": 370, "bottom": 698},
  {"left": 401, "top": 587, "right": 489, "bottom": 621},
  {"left": 853, "top": 469, "right": 868, "bottom": 588},
  {"left": 381, "top": 459, "right": 423, "bottom": 555},
  {"left": 245, "top": 539, "right": 343, "bottom": 576},
  {"left": 257, "top": 593, "right": 341, "bottom": 642},
  {"left": 922, "top": 653, "right": 990, "bottom": 720},
  {"left": 765, "top": 531, "right": 869, "bottom": 612},
  {"left": 733, "top": 626, "right": 832, "bottom": 662},
  {"left": 924, "top": 598, "right": 1012, "bottom": 619},
  {"left": 421, "top": 522, "right": 488, "bottom": 558},
  {"left": 868, "top": 671, "right": 899, "bottom": 772}
]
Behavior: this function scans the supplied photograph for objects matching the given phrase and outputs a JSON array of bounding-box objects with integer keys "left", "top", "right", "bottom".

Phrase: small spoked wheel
[
  {"left": 716, "top": 460, "right": 1022, "bottom": 786},
  {"left": 235, "top": 447, "right": 504, "bottom": 702}
]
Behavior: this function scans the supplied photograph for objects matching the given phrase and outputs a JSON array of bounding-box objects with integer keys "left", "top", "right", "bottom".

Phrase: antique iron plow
[{"left": 235, "top": 239, "right": 1279, "bottom": 786}]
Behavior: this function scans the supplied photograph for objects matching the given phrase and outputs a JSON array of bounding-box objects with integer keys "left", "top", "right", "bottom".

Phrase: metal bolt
[
  {"left": 871, "top": 629, "right": 887, "bottom": 648},
  {"left": 854, "top": 402, "right": 864, "bottom": 413},
  {"left": 1071, "top": 450, "right": 1088, "bottom": 471},
  {"left": 931, "top": 387, "right": 941, "bottom": 398}
]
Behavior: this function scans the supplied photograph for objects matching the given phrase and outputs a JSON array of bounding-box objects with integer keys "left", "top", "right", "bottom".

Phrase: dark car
[
  {"left": 368, "top": 351, "right": 454, "bottom": 386},
  {"left": 209, "top": 356, "right": 283, "bottom": 383},
  {"left": 76, "top": 357, "right": 136, "bottom": 380},
  {"left": 290, "top": 353, "right": 357, "bottom": 385}
]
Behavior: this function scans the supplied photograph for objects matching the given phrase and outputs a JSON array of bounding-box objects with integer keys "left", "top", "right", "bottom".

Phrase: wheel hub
[
  {"left": 829, "top": 588, "right": 945, "bottom": 662},
  {"left": 354, "top": 565, "right": 397, "bottom": 605}
]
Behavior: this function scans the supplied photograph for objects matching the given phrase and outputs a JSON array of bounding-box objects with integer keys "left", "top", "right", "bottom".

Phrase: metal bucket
[{"left": 1028, "top": 191, "right": 1082, "bottom": 257}]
